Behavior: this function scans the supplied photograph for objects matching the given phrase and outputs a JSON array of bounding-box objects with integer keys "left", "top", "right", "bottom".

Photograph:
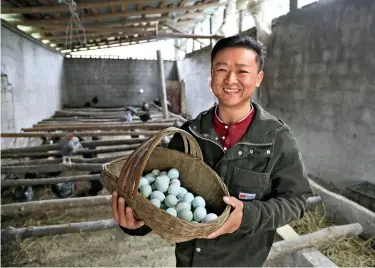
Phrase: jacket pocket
[{"left": 230, "top": 167, "right": 270, "bottom": 201}]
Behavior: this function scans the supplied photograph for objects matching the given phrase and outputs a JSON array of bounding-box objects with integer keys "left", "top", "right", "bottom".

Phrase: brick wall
[
  {"left": 262, "top": 0, "right": 375, "bottom": 188},
  {"left": 62, "top": 58, "right": 177, "bottom": 107}
]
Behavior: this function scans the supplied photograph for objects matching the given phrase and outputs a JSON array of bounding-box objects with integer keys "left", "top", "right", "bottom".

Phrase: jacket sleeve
[
  {"left": 119, "top": 122, "right": 190, "bottom": 237},
  {"left": 237, "top": 129, "right": 314, "bottom": 235}
]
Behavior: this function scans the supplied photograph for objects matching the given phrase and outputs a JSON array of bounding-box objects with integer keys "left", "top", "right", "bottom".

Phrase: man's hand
[
  {"left": 112, "top": 191, "right": 145, "bottom": 229},
  {"left": 207, "top": 196, "right": 244, "bottom": 239}
]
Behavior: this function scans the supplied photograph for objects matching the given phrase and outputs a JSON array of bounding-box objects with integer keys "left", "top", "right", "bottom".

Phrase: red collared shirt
[{"left": 213, "top": 104, "right": 255, "bottom": 151}]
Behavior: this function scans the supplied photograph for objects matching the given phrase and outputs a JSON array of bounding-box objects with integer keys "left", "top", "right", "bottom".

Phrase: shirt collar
[{"left": 214, "top": 103, "right": 253, "bottom": 126}]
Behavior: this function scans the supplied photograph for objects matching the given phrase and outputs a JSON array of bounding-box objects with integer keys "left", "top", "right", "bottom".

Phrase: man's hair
[{"left": 211, "top": 35, "right": 267, "bottom": 72}]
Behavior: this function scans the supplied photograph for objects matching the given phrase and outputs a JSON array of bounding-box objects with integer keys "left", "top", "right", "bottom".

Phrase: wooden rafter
[
  {"left": 8, "top": 2, "right": 227, "bottom": 23},
  {"left": 1, "top": 0, "right": 155, "bottom": 14},
  {"left": 11, "top": 11, "right": 211, "bottom": 28}
]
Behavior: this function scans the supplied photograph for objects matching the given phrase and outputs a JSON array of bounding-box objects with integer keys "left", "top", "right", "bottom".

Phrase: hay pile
[{"left": 290, "top": 203, "right": 375, "bottom": 267}]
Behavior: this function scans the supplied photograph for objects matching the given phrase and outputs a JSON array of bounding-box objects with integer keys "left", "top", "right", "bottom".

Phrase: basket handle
[{"left": 118, "top": 127, "right": 204, "bottom": 199}]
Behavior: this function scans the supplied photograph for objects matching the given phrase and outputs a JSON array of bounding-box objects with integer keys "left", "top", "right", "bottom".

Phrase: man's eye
[
  {"left": 217, "top": 69, "right": 226, "bottom": 72},
  {"left": 239, "top": 70, "right": 249, "bottom": 73}
]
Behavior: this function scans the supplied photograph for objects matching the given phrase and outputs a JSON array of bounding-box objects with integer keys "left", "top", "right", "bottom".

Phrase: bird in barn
[
  {"left": 153, "top": 98, "right": 171, "bottom": 108},
  {"left": 51, "top": 182, "right": 77, "bottom": 198},
  {"left": 59, "top": 133, "right": 83, "bottom": 166},
  {"left": 139, "top": 110, "right": 151, "bottom": 122},
  {"left": 14, "top": 185, "right": 33, "bottom": 202},
  {"left": 92, "top": 96, "right": 99, "bottom": 105},
  {"left": 141, "top": 102, "right": 150, "bottom": 111}
]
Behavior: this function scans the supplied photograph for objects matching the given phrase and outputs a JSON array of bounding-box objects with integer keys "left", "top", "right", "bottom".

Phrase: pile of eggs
[{"left": 138, "top": 168, "right": 218, "bottom": 223}]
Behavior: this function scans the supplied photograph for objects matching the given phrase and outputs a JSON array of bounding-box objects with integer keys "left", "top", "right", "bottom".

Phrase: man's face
[{"left": 211, "top": 47, "right": 264, "bottom": 108}]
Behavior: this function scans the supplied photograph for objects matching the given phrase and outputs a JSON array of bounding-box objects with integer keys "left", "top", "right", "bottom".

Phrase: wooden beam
[
  {"left": 1, "top": 195, "right": 113, "bottom": 217},
  {"left": 1, "top": 0, "right": 156, "bottom": 14},
  {"left": 21, "top": 122, "right": 173, "bottom": 132},
  {"left": 266, "top": 223, "right": 363, "bottom": 261},
  {"left": 0, "top": 130, "right": 159, "bottom": 138},
  {"left": 50, "top": 27, "right": 157, "bottom": 40},
  {"left": 1, "top": 145, "right": 137, "bottom": 159},
  {"left": 1, "top": 174, "right": 102, "bottom": 188},
  {"left": 34, "top": 118, "right": 177, "bottom": 126},
  {"left": 1, "top": 138, "right": 146, "bottom": 154},
  {"left": 13, "top": 12, "right": 209, "bottom": 29},
  {"left": 1, "top": 219, "right": 118, "bottom": 241},
  {"left": 1, "top": 163, "right": 103, "bottom": 174},
  {"left": 1, "top": 155, "right": 122, "bottom": 167},
  {"left": 9, "top": 2, "right": 227, "bottom": 23},
  {"left": 179, "top": 0, "right": 189, "bottom": 7}
]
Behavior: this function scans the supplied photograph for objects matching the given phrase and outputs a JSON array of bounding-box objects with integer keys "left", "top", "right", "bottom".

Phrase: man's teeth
[{"left": 224, "top": 88, "right": 240, "bottom": 93}]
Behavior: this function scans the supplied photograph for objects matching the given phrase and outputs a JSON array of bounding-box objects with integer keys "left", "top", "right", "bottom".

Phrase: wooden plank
[
  {"left": 267, "top": 223, "right": 363, "bottom": 261},
  {"left": 1, "top": 145, "right": 137, "bottom": 159},
  {"left": 1, "top": 219, "right": 118, "bottom": 242},
  {"left": 1, "top": 195, "right": 112, "bottom": 217},
  {"left": 0, "top": 130, "right": 159, "bottom": 138},
  {"left": 1, "top": 155, "right": 123, "bottom": 167},
  {"left": 1, "top": 163, "right": 103, "bottom": 174},
  {"left": 1, "top": 138, "right": 146, "bottom": 154},
  {"left": 1, "top": 174, "right": 101, "bottom": 188},
  {"left": 1, "top": 0, "right": 155, "bottom": 14},
  {"left": 34, "top": 118, "right": 177, "bottom": 127},
  {"left": 11, "top": 2, "right": 227, "bottom": 23},
  {"left": 21, "top": 122, "right": 173, "bottom": 132}
]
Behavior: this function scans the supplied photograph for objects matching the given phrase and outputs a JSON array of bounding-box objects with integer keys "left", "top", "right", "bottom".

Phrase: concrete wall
[
  {"left": 1, "top": 25, "right": 64, "bottom": 149},
  {"left": 62, "top": 58, "right": 177, "bottom": 107},
  {"left": 177, "top": 47, "right": 217, "bottom": 118},
  {"left": 262, "top": 0, "right": 375, "bottom": 188}
]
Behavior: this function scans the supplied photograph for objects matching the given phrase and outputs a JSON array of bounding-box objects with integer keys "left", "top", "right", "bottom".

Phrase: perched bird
[
  {"left": 141, "top": 102, "right": 150, "bottom": 111},
  {"left": 153, "top": 98, "right": 171, "bottom": 107},
  {"left": 59, "top": 133, "right": 83, "bottom": 166},
  {"left": 51, "top": 182, "right": 76, "bottom": 198},
  {"left": 14, "top": 185, "right": 33, "bottom": 202},
  {"left": 139, "top": 110, "right": 151, "bottom": 122},
  {"left": 92, "top": 96, "right": 99, "bottom": 105}
]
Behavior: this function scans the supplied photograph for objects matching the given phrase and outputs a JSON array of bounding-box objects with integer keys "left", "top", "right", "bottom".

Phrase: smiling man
[{"left": 112, "top": 35, "right": 313, "bottom": 267}]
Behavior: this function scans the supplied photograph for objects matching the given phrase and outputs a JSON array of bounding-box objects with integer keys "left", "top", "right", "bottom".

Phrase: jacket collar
[{"left": 189, "top": 102, "right": 288, "bottom": 144}]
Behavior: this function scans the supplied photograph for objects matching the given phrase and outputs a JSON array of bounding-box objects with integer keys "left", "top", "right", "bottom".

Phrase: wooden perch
[
  {"left": 1, "top": 195, "right": 112, "bottom": 217},
  {"left": 1, "top": 174, "right": 101, "bottom": 188},
  {"left": 34, "top": 118, "right": 177, "bottom": 127},
  {"left": 1, "top": 163, "right": 103, "bottom": 174},
  {"left": 2, "top": 137, "right": 143, "bottom": 153},
  {"left": 0, "top": 130, "right": 159, "bottom": 138},
  {"left": 2, "top": 138, "right": 146, "bottom": 154},
  {"left": 266, "top": 223, "right": 363, "bottom": 261},
  {"left": 21, "top": 122, "right": 173, "bottom": 132},
  {"left": 2, "top": 155, "right": 123, "bottom": 167},
  {"left": 1, "top": 145, "right": 137, "bottom": 159},
  {"left": 1, "top": 219, "right": 118, "bottom": 242}
]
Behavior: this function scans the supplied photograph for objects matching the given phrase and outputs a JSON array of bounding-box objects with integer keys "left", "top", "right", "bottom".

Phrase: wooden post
[
  {"left": 289, "top": 0, "right": 298, "bottom": 12},
  {"left": 156, "top": 49, "right": 169, "bottom": 119}
]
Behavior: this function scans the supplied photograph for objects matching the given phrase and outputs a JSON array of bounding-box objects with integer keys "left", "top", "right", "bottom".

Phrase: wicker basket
[{"left": 100, "top": 127, "right": 231, "bottom": 243}]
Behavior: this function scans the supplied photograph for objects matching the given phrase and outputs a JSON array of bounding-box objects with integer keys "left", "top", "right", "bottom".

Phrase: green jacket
[{"left": 120, "top": 102, "right": 313, "bottom": 267}]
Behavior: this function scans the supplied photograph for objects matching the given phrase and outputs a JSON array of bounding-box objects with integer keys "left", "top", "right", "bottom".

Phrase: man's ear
[{"left": 256, "top": 71, "right": 264, "bottom": 87}]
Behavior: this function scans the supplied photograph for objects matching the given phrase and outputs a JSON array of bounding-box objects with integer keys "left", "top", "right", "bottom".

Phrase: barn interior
[{"left": 1, "top": 0, "right": 375, "bottom": 267}]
